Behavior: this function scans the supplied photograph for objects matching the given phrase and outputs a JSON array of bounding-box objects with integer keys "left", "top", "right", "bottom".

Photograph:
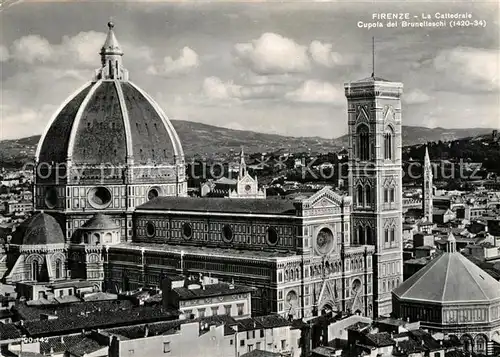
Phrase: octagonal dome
[
  {"left": 36, "top": 22, "right": 184, "bottom": 166},
  {"left": 393, "top": 251, "right": 500, "bottom": 304},
  {"left": 11, "top": 212, "right": 65, "bottom": 246}
]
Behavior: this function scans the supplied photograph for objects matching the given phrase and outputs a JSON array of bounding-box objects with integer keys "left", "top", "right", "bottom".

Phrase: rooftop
[
  {"left": 20, "top": 305, "right": 179, "bottom": 337},
  {"left": 174, "top": 283, "right": 254, "bottom": 300},
  {"left": 394, "top": 252, "right": 500, "bottom": 304},
  {"left": 136, "top": 196, "right": 297, "bottom": 216},
  {"left": 112, "top": 242, "right": 297, "bottom": 261}
]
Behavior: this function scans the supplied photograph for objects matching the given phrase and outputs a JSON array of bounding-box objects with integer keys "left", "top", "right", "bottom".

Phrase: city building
[
  {"left": 392, "top": 233, "right": 500, "bottom": 355},
  {"left": 0, "top": 22, "right": 407, "bottom": 321},
  {"left": 345, "top": 75, "right": 404, "bottom": 316}
]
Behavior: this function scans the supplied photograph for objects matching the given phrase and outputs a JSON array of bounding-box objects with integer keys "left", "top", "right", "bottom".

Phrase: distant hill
[{"left": 0, "top": 120, "right": 495, "bottom": 168}]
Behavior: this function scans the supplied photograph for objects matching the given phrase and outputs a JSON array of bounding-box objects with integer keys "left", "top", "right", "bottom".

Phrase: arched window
[
  {"left": 357, "top": 125, "right": 370, "bottom": 161},
  {"left": 357, "top": 185, "right": 363, "bottom": 206},
  {"left": 365, "top": 185, "right": 371, "bottom": 206},
  {"left": 55, "top": 259, "right": 62, "bottom": 279},
  {"left": 384, "top": 127, "right": 394, "bottom": 160},
  {"left": 358, "top": 226, "right": 365, "bottom": 245},
  {"left": 390, "top": 228, "right": 396, "bottom": 244},
  {"left": 32, "top": 260, "right": 39, "bottom": 281},
  {"left": 385, "top": 229, "right": 389, "bottom": 243},
  {"left": 366, "top": 226, "right": 372, "bottom": 245}
]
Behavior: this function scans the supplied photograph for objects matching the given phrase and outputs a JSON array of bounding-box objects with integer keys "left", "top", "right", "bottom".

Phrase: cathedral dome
[
  {"left": 36, "top": 22, "right": 184, "bottom": 166},
  {"left": 11, "top": 212, "right": 65, "bottom": 246}
]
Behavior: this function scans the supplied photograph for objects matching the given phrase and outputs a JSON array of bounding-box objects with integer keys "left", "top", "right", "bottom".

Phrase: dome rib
[
  {"left": 128, "top": 81, "right": 184, "bottom": 159},
  {"left": 440, "top": 253, "right": 451, "bottom": 302},
  {"left": 457, "top": 254, "right": 492, "bottom": 300},
  {"left": 67, "top": 80, "right": 104, "bottom": 162},
  {"left": 114, "top": 80, "right": 134, "bottom": 162},
  {"left": 36, "top": 82, "right": 93, "bottom": 162}
]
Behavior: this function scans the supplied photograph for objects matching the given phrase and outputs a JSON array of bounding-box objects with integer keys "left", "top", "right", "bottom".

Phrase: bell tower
[
  {"left": 423, "top": 146, "right": 433, "bottom": 222},
  {"left": 345, "top": 72, "right": 404, "bottom": 317}
]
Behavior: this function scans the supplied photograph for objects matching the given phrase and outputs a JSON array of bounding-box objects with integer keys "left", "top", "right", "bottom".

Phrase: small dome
[
  {"left": 12, "top": 213, "right": 65, "bottom": 245},
  {"left": 81, "top": 213, "right": 119, "bottom": 230}
]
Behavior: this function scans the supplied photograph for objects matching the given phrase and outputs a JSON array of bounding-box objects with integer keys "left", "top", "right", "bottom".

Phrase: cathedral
[{"left": 1, "top": 22, "right": 404, "bottom": 319}]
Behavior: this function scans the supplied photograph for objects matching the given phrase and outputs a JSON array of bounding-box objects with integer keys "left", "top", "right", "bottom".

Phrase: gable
[
  {"left": 238, "top": 174, "right": 256, "bottom": 185},
  {"left": 307, "top": 187, "right": 344, "bottom": 208}
]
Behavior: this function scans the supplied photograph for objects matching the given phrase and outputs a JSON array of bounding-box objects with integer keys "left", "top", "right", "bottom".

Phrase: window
[
  {"left": 256, "top": 342, "right": 261, "bottom": 350},
  {"left": 230, "top": 340, "right": 233, "bottom": 345},
  {"left": 211, "top": 306, "right": 219, "bottom": 316},
  {"left": 252, "top": 331, "right": 255, "bottom": 339},
  {"left": 278, "top": 290, "right": 283, "bottom": 300},
  {"left": 384, "top": 127, "right": 393, "bottom": 160},
  {"left": 384, "top": 189, "right": 389, "bottom": 203},
  {"left": 358, "top": 226, "right": 365, "bottom": 245},
  {"left": 260, "top": 329, "right": 264, "bottom": 338},
  {"left": 384, "top": 229, "right": 389, "bottom": 243},
  {"left": 198, "top": 308, "right": 206, "bottom": 318},
  {"left": 357, "top": 125, "right": 370, "bottom": 161},
  {"left": 240, "top": 340, "right": 245, "bottom": 347},
  {"left": 390, "top": 188, "right": 395, "bottom": 202},
  {"left": 366, "top": 226, "right": 372, "bottom": 245},
  {"left": 281, "top": 340, "right": 286, "bottom": 350},
  {"left": 32, "top": 260, "right": 39, "bottom": 281},
  {"left": 247, "top": 345, "right": 253, "bottom": 352},
  {"left": 365, "top": 185, "right": 371, "bottom": 206},
  {"left": 390, "top": 228, "right": 395, "bottom": 243},
  {"left": 59, "top": 290, "right": 63, "bottom": 297},
  {"left": 357, "top": 185, "right": 363, "bottom": 206},
  {"left": 224, "top": 305, "right": 231, "bottom": 316},
  {"left": 163, "top": 342, "right": 171, "bottom": 353},
  {"left": 237, "top": 303, "right": 244, "bottom": 316},
  {"left": 55, "top": 259, "right": 62, "bottom": 279}
]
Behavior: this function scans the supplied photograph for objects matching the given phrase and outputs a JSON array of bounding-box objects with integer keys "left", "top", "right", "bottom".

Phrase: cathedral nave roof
[{"left": 137, "top": 196, "right": 297, "bottom": 216}]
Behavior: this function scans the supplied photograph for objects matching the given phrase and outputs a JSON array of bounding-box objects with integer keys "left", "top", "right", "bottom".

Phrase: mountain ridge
[{"left": 0, "top": 120, "right": 496, "bottom": 168}]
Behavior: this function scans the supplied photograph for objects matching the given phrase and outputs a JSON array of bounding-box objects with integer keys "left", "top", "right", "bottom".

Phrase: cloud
[
  {"left": 147, "top": 46, "right": 199, "bottom": 76},
  {"left": 202, "top": 75, "right": 297, "bottom": 102},
  {"left": 202, "top": 76, "right": 241, "bottom": 100},
  {"left": 7, "top": 31, "right": 152, "bottom": 69},
  {"left": 404, "top": 89, "right": 432, "bottom": 104},
  {"left": 285, "top": 80, "right": 343, "bottom": 104},
  {"left": 0, "top": 45, "right": 10, "bottom": 62},
  {"left": 0, "top": 104, "right": 56, "bottom": 140},
  {"left": 11, "top": 35, "right": 54, "bottom": 64},
  {"left": 234, "top": 32, "right": 310, "bottom": 75},
  {"left": 308, "top": 40, "right": 343, "bottom": 68},
  {"left": 433, "top": 47, "right": 499, "bottom": 92}
]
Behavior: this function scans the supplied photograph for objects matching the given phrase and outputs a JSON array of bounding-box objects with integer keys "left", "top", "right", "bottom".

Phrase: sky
[{"left": 0, "top": 0, "right": 499, "bottom": 140}]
